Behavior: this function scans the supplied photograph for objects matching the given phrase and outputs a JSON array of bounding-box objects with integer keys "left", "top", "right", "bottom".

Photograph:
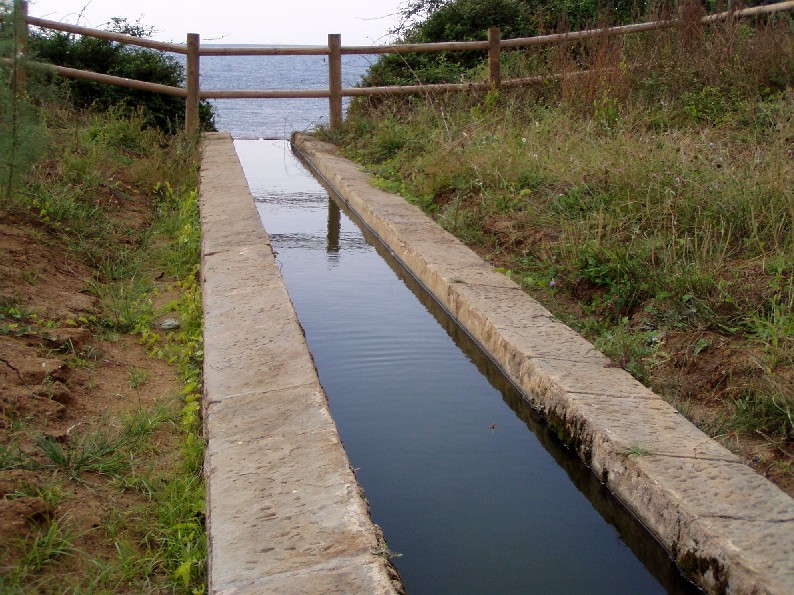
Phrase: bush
[
  {"left": 364, "top": 0, "right": 649, "bottom": 86},
  {"left": 27, "top": 18, "right": 215, "bottom": 133}
]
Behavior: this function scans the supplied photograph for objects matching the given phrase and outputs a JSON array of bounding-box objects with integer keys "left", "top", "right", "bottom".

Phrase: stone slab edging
[
  {"left": 292, "top": 133, "right": 794, "bottom": 595},
  {"left": 199, "top": 132, "right": 401, "bottom": 594}
]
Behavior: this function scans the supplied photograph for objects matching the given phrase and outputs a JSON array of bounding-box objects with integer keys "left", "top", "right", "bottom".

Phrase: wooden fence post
[
  {"left": 185, "top": 33, "right": 200, "bottom": 133},
  {"left": 328, "top": 33, "right": 342, "bottom": 131},
  {"left": 488, "top": 27, "right": 501, "bottom": 90},
  {"left": 13, "top": 0, "right": 28, "bottom": 96}
]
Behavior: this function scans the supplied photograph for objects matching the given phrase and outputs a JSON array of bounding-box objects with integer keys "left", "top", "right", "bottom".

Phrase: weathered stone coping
[
  {"left": 199, "top": 132, "right": 400, "bottom": 594},
  {"left": 292, "top": 132, "right": 794, "bottom": 595}
]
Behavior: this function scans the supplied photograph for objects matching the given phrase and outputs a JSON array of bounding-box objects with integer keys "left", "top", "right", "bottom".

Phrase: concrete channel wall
[
  {"left": 200, "top": 133, "right": 401, "bottom": 594},
  {"left": 292, "top": 133, "right": 794, "bottom": 595}
]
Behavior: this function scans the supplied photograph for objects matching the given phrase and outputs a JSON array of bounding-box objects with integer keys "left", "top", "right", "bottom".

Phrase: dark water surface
[{"left": 236, "top": 140, "right": 698, "bottom": 594}]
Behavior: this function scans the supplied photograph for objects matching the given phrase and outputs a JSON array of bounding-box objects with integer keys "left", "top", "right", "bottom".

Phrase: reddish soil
[{"left": 0, "top": 200, "right": 181, "bottom": 584}]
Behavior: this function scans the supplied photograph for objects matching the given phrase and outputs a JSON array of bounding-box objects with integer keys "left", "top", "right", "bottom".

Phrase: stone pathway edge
[{"left": 200, "top": 132, "right": 402, "bottom": 594}]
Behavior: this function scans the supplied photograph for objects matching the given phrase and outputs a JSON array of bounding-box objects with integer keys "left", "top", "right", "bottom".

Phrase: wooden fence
[{"left": 2, "top": 0, "right": 793, "bottom": 132}]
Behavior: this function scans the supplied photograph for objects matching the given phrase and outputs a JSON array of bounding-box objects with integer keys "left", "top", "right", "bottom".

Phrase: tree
[{"left": 0, "top": 1, "right": 46, "bottom": 200}]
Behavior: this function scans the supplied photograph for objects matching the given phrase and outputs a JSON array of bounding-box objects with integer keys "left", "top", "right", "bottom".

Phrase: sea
[{"left": 190, "top": 48, "right": 379, "bottom": 138}]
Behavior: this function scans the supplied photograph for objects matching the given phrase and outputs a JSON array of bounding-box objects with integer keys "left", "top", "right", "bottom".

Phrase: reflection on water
[
  {"left": 327, "top": 199, "right": 341, "bottom": 254},
  {"left": 236, "top": 139, "right": 699, "bottom": 595}
]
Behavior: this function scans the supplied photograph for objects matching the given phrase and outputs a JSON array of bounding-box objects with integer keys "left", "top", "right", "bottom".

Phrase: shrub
[
  {"left": 27, "top": 18, "right": 215, "bottom": 133},
  {"left": 364, "top": 0, "right": 651, "bottom": 86}
]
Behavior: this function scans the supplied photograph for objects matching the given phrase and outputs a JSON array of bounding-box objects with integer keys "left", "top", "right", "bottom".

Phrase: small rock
[{"left": 160, "top": 318, "right": 180, "bottom": 330}]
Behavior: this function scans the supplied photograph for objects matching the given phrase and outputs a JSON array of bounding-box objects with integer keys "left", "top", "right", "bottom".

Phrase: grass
[
  {"left": 624, "top": 446, "right": 652, "bottom": 458},
  {"left": 21, "top": 520, "right": 76, "bottom": 572},
  {"left": 0, "top": 520, "right": 77, "bottom": 592},
  {"left": 1, "top": 399, "right": 204, "bottom": 588},
  {"left": 1, "top": 98, "right": 206, "bottom": 591},
  {"left": 23, "top": 405, "right": 169, "bottom": 479},
  {"left": 35, "top": 431, "right": 131, "bottom": 478},
  {"left": 0, "top": 441, "right": 27, "bottom": 471},
  {"left": 746, "top": 276, "right": 794, "bottom": 369},
  {"left": 325, "top": 6, "right": 794, "bottom": 469},
  {"left": 6, "top": 480, "right": 66, "bottom": 509},
  {"left": 2, "top": 10, "right": 207, "bottom": 586},
  {"left": 129, "top": 368, "right": 150, "bottom": 390}
]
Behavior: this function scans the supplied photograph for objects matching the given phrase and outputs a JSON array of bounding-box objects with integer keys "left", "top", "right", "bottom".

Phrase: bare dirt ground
[{"left": 0, "top": 195, "right": 183, "bottom": 586}]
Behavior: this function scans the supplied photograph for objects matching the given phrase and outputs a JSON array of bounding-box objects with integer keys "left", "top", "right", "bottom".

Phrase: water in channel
[{"left": 236, "top": 140, "right": 697, "bottom": 595}]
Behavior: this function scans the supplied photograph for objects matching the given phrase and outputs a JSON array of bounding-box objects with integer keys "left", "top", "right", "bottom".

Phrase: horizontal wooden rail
[
  {"left": 0, "top": 56, "right": 188, "bottom": 96},
  {"left": 343, "top": 65, "right": 620, "bottom": 97},
  {"left": 342, "top": 40, "right": 489, "bottom": 55},
  {"left": 502, "top": 1, "right": 794, "bottom": 49},
  {"left": 344, "top": 81, "right": 489, "bottom": 96},
  {"left": 190, "top": 0, "right": 794, "bottom": 58},
  {"left": 21, "top": 16, "right": 188, "bottom": 54},
  {"left": 201, "top": 66, "right": 619, "bottom": 100},
  {"left": 502, "top": 19, "right": 676, "bottom": 49},
  {"left": 333, "top": 0, "right": 794, "bottom": 55},
  {"left": 703, "top": 0, "right": 794, "bottom": 21},
  {"left": 5, "top": 0, "right": 790, "bottom": 59},
  {"left": 49, "top": 64, "right": 186, "bottom": 96}
]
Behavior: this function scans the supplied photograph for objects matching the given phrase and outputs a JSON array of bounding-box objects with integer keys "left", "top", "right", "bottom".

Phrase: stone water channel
[{"left": 235, "top": 140, "right": 698, "bottom": 594}]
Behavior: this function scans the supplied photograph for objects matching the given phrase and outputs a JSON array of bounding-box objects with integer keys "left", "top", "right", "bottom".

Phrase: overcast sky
[{"left": 29, "top": 0, "right": 405, "bottom": 45}]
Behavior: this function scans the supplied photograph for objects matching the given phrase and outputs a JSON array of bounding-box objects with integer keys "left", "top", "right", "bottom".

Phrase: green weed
[
  {"left": 152, "top": 184, "right": 201, "bottom": 279},
  {"left": 0, "top": 298, "right": 32, "bottom": 322},
  {"left": 22, "top": 520, "right": 76, "bottom": 572},
  {"left": 122, "top": 403, "right": 171, "bottom": 441},
  {"left": 746, "top": 279, "right": 794, "bottom": 370},
  {"left": 35, "top": 431, "right": 129, "bottom": 478},
  {"left": 28, "top": 405, "right": 169, "bottom": 481},
  {"left": 147, "top": 470, "right": 207, "bottom": 589},
  {"left": 0, "top": 441, "right": 27, "bottom": 470},
  {"left": 593, "top": 319, "right": 661, "bottom": 384},
  {"left": 145, "top": 142, "right": 206, "bottom": 592},
  {"left": 19, "top": 270, "right": 38, "bottom": 285},
  {"left": 86, "top": 277, "right": 155, "bottom": 333},
  {"left": 7, "top": 480, "right": 65, "bottom": 509},
  {"left": 129, "top": 368, "right": 150, "bottom": 390},
  {"left": 0, "top": 520, "right": 77, "bottom": 590},
  {"left": 624, "top": 446, "right": 652, "bottom": 457},
  {"left": 730, "top": 389, "right": 793, "bottom": 440},
  {"left": 59, "top": 341, "right": 100, "bottom": 369},
  {"left": 372, "top": 543, "right": 403, "bottom": 559}
]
